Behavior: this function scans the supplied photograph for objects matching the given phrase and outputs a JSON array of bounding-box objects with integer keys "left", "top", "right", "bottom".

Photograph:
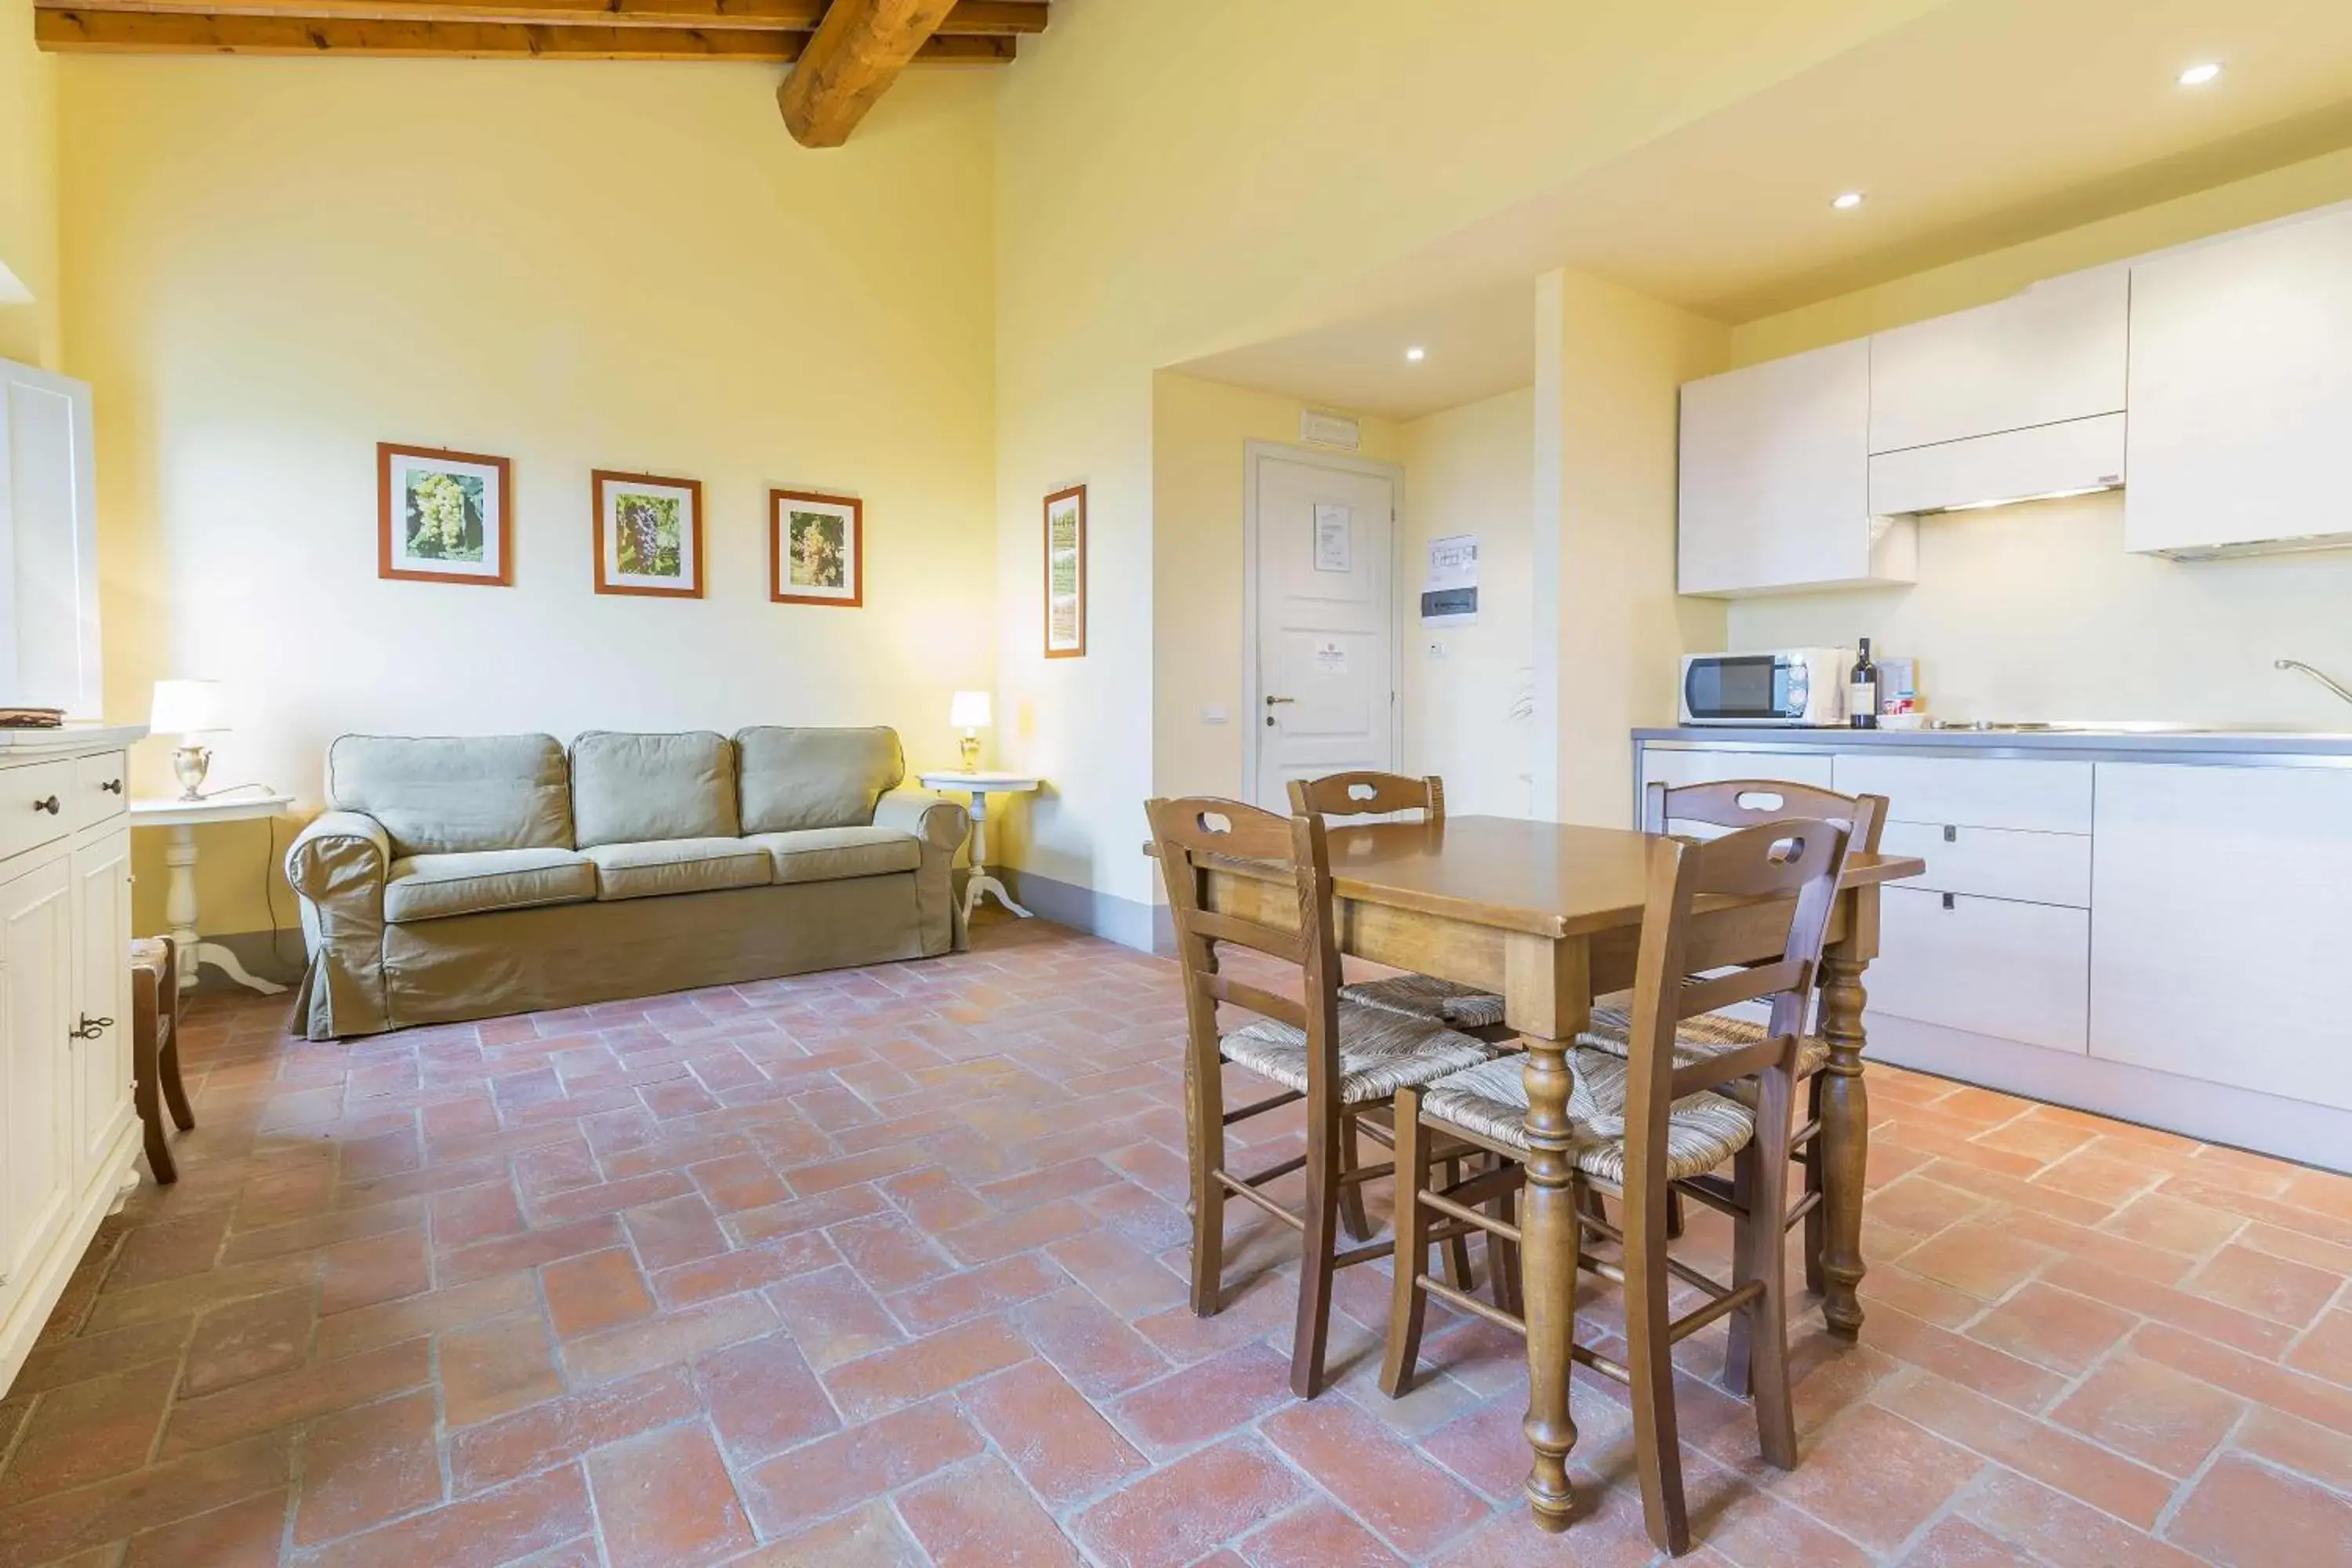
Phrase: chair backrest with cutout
[
  {"left": 1287, "top": 771, "right": 1445, "bottom": 824},
  {"left": 1642, "top": 778, "right": 1886, "bottom": 858}
]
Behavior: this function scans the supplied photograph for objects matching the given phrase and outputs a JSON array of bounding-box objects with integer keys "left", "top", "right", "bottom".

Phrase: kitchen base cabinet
[
  {"left": 2090, "top": 761, "right": 2352, "bottom": 1112},
  {"left": 0, "top": 734, "right": 143, "bottom": 1396}
]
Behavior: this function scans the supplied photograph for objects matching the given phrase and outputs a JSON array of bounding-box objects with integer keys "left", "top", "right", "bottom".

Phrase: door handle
[
  {"left": 1264, "top": 695, "right": 1296, "bottom": 705},
  {"left": 33, "top": 795, "right": 60, "bottom": 815},
  {"left": 69, "top": 1014, "right": 112, "bottom": 1040}
]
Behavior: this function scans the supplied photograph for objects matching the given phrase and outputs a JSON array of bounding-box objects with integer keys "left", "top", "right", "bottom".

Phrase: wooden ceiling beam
[
  {"left": 776, "top": 0, "right": 956, "bottom": 147},
  {"left": 31, "top": 0, "right": 1044, "bottom": 33},
  {"left": 33, "top": 5, "right": 1017, "bottom": 57}
]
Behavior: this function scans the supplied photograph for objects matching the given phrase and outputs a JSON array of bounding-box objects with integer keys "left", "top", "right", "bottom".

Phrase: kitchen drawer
[
  {"left": 1639, "top": 747, "right": 1838, "bottom": 835},
  {"left": 71, "top": 751, "right": 126, "bottom": 832},
  {"left": 1867, "top": 886, "right": 2089, "bottom": 1054},
  {"left": 1878, "top": 820, "right": 2090, "bottom": 908},
  {"left": 1832, "top": 753, "right": 2092, "bottom": 835},
  {"left": 0, "top": 759, "right": 76, "bottom": 863}
]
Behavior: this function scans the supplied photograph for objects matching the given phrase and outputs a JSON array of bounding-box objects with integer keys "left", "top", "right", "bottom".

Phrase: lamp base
[
  {"left": 958, "top": 733, "right": 982, "bottom": 772},
  {"left": 171, "top": 745, "right": 212, "bottom": 801}
]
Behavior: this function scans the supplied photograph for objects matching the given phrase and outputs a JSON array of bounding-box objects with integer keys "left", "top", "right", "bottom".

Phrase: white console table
[
  {"left": 129, "top": 793, "right": 296, "bottom": 994},
  {"left": 917, "top": 771, "right": 1041, "bottom": 922}
]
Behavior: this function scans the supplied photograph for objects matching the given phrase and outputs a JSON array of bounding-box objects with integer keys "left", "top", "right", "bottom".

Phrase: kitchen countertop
[{"left": 1635, "top": 724, "right": 2352, "bottom": 759}]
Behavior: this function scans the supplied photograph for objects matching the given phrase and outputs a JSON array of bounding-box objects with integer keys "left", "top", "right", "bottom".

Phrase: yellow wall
[
  {"left": 989, "top": 0, "right": 1948, "bottom": 914},
  {"left": 1396, "top": 387, "right": 1537, "bottom": 818},
  {"left": 57, "top": 59, "right": 1000, "bottom": 939},
  {"left": 1724, "top": 149, "right": 2352, "bottom": 728},
  {"left": 0, "top": 0, "right": 59, "bottom": 368},
  {"left": 1149, "top": 372, "right": 1400, "bottom": 806},
  {"left": 1540, "top": 271, "right": 1729, "bottom": 828}
]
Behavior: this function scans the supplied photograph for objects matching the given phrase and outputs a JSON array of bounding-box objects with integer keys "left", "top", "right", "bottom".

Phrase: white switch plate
[
  {"left": 1426, "top": 640, "right": 1446, "bottom": 658},
  {"left": 1200, "top": 705, "right": 1229, "bottom": 724}
]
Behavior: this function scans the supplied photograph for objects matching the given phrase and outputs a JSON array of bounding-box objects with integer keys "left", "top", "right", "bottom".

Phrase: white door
[
  {"left": 71, "top": 829, "right": 132, "bottom": 1184},
  {"left": 1250, "top": 447, "right": 1397, "bottom": 813},
  {"left": 0, "top": 859, "right": 74, "bottom": 1295}
]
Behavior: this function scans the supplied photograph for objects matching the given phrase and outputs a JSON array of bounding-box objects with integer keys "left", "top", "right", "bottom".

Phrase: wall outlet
[
  {"left": 1425, "top": 640, "right": 1446, "bottom": 659},
  {"left": 1200, "top": 705, "right": 1229, "bottom": 724}
]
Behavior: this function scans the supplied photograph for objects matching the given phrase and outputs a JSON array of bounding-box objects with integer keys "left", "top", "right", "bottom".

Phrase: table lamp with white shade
[
  {"left": 950, "top": 690, "right": 991, "bottom": 772},
  {"left": 151, "top": 679, "right": 230, "bottom": 800}
]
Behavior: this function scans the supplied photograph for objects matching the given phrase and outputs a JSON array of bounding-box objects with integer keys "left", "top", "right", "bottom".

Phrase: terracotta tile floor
[{"left": 4, "top": 914, "right": 2350, "bottom": 1566}]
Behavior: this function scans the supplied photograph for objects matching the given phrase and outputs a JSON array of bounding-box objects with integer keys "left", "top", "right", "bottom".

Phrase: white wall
[
  {"left": 1728, "top": 492, "right": 2352, "bottom": 730},
  {"left": 1396, "top": 387, "right": 1535, "bottom": 817}
]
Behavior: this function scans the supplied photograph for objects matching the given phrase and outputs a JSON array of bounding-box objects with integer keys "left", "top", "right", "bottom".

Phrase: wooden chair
[
  {"left": 130, "top": 937, "right": 194, "bottom": 1183},
  {"left": 1581, "top": 780, "right": 1886, "bottom": 1280},
  {"left": 1288, "top": 772, "right": 1510, "bottom": 1035},
  {"left": 1147, "top": 795, "right": 1504, "bottom": 1398},
  {"left": 1382, "top": 816, "right": 1852, "bottom": 1555},
  {"left": 1288, "top": 771, "right": 1518, "bottom": 1305}
]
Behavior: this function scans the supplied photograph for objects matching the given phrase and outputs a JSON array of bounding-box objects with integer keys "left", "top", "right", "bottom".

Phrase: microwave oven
[{"left": 1679, "top": 648, "right": 1855, "bottom": 727}]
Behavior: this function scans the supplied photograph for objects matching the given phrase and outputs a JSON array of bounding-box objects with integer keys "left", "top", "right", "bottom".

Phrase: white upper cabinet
[
  {"left": 1678, "top": 339, "right": 1916, "bottom": 597},
  {"left": 0, "top": 361, "right": 102, "bottom": 720},
  {"left": 2125, "top": 204, "right": 2352, "bottom": 557},
  {"left": 1867, "top": 269, "right": 2129, "bottom": 455}
]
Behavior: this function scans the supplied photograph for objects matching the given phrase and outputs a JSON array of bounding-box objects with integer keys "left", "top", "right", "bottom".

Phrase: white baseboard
[{"left": 1864, "top": 1011, "right": 2350, "bottom": 1174}]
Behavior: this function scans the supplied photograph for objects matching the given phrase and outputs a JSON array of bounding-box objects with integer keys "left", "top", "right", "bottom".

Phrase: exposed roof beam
[
  {"left": 33, "top": 5, "right": 1015, "bottom": 56},
  {"left": 31, "top": 0, "right": 1043, "bottom": 32},
  {"left": 777, "top": 0, "right": 956, "bottom": 148}
]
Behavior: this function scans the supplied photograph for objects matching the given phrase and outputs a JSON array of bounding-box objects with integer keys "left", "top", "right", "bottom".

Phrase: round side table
[{"left": 916, "top": 771, "right": 1041, "bottom": 921}]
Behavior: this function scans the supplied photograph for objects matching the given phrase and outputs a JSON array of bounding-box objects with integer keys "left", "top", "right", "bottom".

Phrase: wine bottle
[{"left": 1849, "top": 639, "right": 1879, "bottom": 730}]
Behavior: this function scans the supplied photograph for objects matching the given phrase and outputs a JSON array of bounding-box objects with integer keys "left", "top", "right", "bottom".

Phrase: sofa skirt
[{"left": 292, "top": 869, "right": 958, "bottom": 1040}]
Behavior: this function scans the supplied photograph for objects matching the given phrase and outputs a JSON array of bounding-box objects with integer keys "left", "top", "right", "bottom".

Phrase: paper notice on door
[
  {"left": 1313, "top": 503, "right": 1352, "bottom": 572},
  {"left": 1313, "top": 639, "right": 1348, "bottom": 675},
  {"left": 1422, "top": 534, "right": 1479, "bottom": 626}
]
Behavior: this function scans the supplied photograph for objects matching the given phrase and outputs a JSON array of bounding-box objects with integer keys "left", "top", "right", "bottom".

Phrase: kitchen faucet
[{"left": 2275, "top": 659, "right": 2352, "bottom": 709}]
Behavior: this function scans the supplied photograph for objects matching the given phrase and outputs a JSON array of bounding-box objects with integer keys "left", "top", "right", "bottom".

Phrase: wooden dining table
[{"left": 1164, "top": 812, "right": 1926, "bottom": 1533}]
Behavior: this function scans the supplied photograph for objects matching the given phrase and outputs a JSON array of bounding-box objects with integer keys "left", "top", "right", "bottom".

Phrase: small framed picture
[
  {"left": 771, "top": 489, "right": 862, "bottom": 607},
  {"left": 593, "top": 470, "right": 703, "bottom": 597},
  {"left": 1044, "top": 483, "right": 1086, "bottom": 659},
  {"left": 379, "top": 443, "right": 512, "bottom": 586}
]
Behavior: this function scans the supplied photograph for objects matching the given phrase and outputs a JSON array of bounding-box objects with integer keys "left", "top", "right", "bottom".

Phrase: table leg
[
  {"left": 164, "top": 825, "right": 201, "bottom": 995},
  {"left": 1512, "top": 931, "right": 1591, "bottom": 1535},
  {"left": 961, "top": 791, "right": 1032, "bottom": 920},
  {"left": 1519, "top": 1035, "right": 1579, "bottom": 1533},
  {"left": 1816, "top": 946, "right": 1870, "bottom": 1338}
]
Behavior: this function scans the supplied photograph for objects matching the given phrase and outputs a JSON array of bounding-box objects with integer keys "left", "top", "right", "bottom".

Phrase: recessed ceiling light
[
  {"left": 1404, "top": 347, "right": 1426, "bottom": 362},
  {"left": 1831, "top": 191, "right": 1864, "bottom": 211},
  {"left": 2178, "top": 62, "right": 2222, "bottom": 86}
]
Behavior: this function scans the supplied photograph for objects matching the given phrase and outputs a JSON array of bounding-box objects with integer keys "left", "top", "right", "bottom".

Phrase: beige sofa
[{"left": 284, "top": 726, "right": 967, "bottom": 1040}]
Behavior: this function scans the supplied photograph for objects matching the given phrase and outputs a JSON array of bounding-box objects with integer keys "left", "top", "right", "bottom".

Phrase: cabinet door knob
[
  {"left": 1941, "top": 891, "right": 1957, "bottom": 911},
  {"left": 69, "top": 1014, "right": 112, "bottom": 1040},
  {"left": 1942, "top": 824, "right": 1957, "bottom": 843},
  {"left": 33, "top": 795, "right": 60, "bottom": 815},
  {"left": 101, "top": 779, "right": 124, "bottom": 794}
]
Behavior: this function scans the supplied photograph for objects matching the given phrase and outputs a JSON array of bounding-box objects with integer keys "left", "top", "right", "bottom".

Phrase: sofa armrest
[
  {"left": 873, "top": 789, "right": 970, "bottom": 857},
  {"left": 285, "top": 810, "right": 391, "bottom": 912}
]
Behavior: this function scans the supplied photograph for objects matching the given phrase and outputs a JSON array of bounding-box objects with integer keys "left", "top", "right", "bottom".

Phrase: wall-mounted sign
[
  {"left": 1421, "top": 533, "right": 1479, "bottom": 626},
  {"left": 1312, "top": 503, "right": 1352, "bottom": 572}
]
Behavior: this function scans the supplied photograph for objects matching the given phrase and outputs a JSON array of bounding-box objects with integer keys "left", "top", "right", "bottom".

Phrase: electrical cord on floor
[{"left": 263, "top": 815, "right": 292, "bottom": 970}]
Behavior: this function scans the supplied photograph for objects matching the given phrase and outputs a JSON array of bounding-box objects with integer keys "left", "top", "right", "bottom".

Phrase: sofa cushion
[
  {"left": 328, "top": 734, "right": 572, "bottom": 857},
  {"left": 384, "top": 848, "right": 596, "bottom": 924},
  {"left": 571, "top": 731, "right": 738, "bottom": 848},
  {"left": 746, "top": 826, "right": 923, "bottom": 884},
  {"left": 736, "top": 727, "right": 904, "bottom": 833},
  {"left": 583, "top": 837, "right": 773, "bottom": 902}
]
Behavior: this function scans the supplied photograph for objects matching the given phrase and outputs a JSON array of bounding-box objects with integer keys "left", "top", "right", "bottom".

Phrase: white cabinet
[
  {"left": 1867, "top": 269, "right": 2129, "bottom": 455},
  {"left": 1831, "top": 753, "right": 2093, "bottom": 836},
  {"left": 1867, "top": 412, "right": 2125, "bottom": 518},
  {"left": 2125, "top": 203, "right": 2352, "bottom": 557},
  {"left": 0, "top": 859, "right": 74, "bottom": 1304},
  {"left": 0, "top": 734, "right": 143, "bottom": 1396},
  {"left": 2090, "top": 762, "right": 2352, "bottom": 1110},
  {"left": 0, "top": 361, "right": 103, "bottom": 720},
  {"left": 1641, "top": 746, "right": 1835, "bottom": 793},
  {"left": 1870, "top": 887, "right": 2090, "bottom": 1054},
  {"left": 70, "top": 829, "right": 132, "bottom": 1183},
  {"left": 1678, "top": 340, "right": 1916, "bottom": 597}
]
